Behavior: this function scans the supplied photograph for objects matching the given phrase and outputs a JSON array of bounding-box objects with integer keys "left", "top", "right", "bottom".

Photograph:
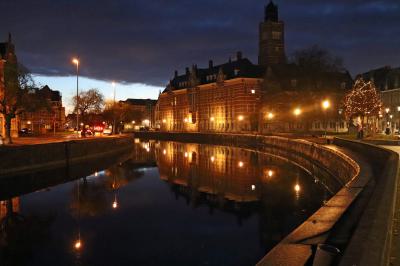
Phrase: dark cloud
[{"left": 1, "top": 0, "right": 399, "bottom": 86}]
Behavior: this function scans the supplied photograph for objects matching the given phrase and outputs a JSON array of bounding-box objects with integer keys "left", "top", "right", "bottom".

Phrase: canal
[{"left": 0, "top": 139, "right": 340, "bottom": 266}]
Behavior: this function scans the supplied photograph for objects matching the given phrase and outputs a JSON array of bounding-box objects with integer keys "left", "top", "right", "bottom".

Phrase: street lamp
[
  {"left": 112, "top": 81, "right": 117, "bottom": 134},
  {"left": 293, "top": 108, "right": 302, "bottom": 133},
  {"left": 322, "top": 99, "right": 330, "bottom": 137},
  {"left": 293, "top": 108, "right": 301, "bottom": 117},
  {"left": 72, "top": 58, "right": 79, "bottom": 137}
]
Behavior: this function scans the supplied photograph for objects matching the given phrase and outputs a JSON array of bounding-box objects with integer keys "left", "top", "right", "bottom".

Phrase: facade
[
  {"left": 0, "top": 34, "right": 19, "bottom": 138},
  {"left": 121, "top": 98, "right": 157, "bottom": 130},
  {"left": 156, "top": 1, "right": 352, "bottom": 134},
  {"left": 155, "top": 55, "right": 264, "bottom": 133},
  {"left": 358, "top": 66, "right": 400, "bottom": 132},
  {"left": 20, "top": 85, "right": 66, "bottom": 133}
]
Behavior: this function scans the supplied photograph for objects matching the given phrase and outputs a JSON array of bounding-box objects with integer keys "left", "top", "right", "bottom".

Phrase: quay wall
[
  {"left": 0, "top": 136, "right": 134, "bottom": 178},
  {"left": 333, "top": 138, "right": 399, "bottom": 266}
]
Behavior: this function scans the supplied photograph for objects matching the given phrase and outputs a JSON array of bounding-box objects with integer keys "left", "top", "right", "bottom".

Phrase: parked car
[{"left": 19, "top": 128, "right": 32, "bottom": 135}]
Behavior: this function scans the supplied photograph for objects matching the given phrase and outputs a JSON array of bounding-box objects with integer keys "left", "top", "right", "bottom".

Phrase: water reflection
[{"left": 0, "top": 140, "right": 339, "bottom": 266}]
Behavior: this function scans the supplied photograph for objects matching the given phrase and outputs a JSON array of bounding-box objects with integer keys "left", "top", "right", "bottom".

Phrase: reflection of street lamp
[
  {"left": 74, "top": 239, "right": 82, "bottom": 250},
  {"left": 72, "top": 58, "right": 79, "bottom": 137}
]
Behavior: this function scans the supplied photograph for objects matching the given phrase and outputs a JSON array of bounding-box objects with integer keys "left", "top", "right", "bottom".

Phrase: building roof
[
  {"left": 122, "top": 98, "right": 157, "bottom": 106},
  {"left": 357, "top": 66, "right": 400, "bottom": 91},
  {"left": 0, "top": 33, "right": 15, "bottom": 60},
  {"left": 164, "top": 52, "right": 265, "bottom": 93},
  {"left": 37, "top": 85, "right": 62, "bottom": 101}
]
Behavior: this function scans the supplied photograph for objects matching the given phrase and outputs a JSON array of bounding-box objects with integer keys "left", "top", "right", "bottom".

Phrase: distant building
[
  {"left": 0, "top": 33, "right": 19, "bottom": 138},
  {"left": 156, "top": 1, "right": 351, "bottom": 134},
  {"left": 358, "top": 66, "right": 400, "bottom": 131},
  {"left": 121, "top": 98, "right": 157, "bottom": 130},
  {"left": 20, "top": 85, "right": 66, "bottom": 133}
]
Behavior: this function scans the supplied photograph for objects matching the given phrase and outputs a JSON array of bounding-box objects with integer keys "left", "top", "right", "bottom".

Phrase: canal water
[{"left": 0, "top": 140, "right": 338, "bottom": 266}]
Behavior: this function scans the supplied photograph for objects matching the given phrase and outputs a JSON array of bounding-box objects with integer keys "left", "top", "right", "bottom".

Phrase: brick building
[
  {"left": 156, "top": 1, "right": 352, "bottom": 134},
  {"left": 155, "top": 55, "right": 264, "bottom": 133},
  {"left": 0, "top": 34, "right": 19, "bottom": 139},
  {"left": 20, "top": 85, "right": 66, "bottom": 133}
]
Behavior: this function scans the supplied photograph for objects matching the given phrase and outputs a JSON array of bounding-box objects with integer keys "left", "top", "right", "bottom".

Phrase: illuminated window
[{"left": 272, "top": 31, "right": 281, "bottom": 40}]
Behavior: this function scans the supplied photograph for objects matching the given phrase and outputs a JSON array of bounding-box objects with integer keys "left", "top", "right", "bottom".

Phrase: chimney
[
  {"left": 185, "top": 67, "right": 190, "bottom": 75},
  {"left": 237, "top": 51, "right": 242, "bottom": 60},
  {"left": 174, "top": 70, "right": 178, "bottom": 78},
  {"left": 209, "top": 60, "right": 213, "bottom": 69}
]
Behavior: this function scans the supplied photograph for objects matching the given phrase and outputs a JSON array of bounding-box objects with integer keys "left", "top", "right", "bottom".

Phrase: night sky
[{"left": 1, "top": 0, "right": 399, "bottom": 107}]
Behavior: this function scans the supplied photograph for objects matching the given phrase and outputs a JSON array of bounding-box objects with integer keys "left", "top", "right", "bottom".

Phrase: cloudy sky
[{"left": 1, "top": 0, "right": 399, "bottom": 112}]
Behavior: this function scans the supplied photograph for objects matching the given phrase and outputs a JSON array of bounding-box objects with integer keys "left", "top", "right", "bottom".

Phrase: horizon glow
[{"left": 33, "top": 75, "right": 162, "bottom": 114}]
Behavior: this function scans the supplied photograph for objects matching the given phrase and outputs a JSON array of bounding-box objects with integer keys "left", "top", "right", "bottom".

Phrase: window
[
  {"left": 291, "top": 79, "right": 297, "bottom": 87},
  {"left": 272, "top": 31, "right": 281, "bottom": 40},
  {"left": 251, "top": 89, "right": 255, "bottom": 94}
]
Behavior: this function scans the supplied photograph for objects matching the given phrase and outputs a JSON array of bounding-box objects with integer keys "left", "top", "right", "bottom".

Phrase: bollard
[{"left": 312, "top": 244, "right": 340, "bottom": 266}]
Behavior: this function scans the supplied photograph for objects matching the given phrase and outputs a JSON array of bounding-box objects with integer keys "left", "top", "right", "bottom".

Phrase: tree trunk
[{"left": 4, "top": 115, "right": 13, "bottom": 144}]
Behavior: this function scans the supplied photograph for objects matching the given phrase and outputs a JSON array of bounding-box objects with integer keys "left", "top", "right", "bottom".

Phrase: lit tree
[{"left": 343, "top": 78, "right": 382, "bottom": 133}]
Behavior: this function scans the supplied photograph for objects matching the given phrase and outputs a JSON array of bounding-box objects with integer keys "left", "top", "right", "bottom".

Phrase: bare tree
[
  {"left": 0, "top": 63, "right": 46, "bottom": 143},
  {"left": 72, "top": 88, "right": 104, "bottom": 124}
]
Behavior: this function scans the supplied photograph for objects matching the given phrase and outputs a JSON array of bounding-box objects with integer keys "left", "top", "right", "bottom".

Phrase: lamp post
[
  {"left": 385, "top": 108, "right": 390, "bottom": 134},
  {"left": 72, "top": 58, "right": 79, "bottom": 137},
  {"left": 322, "top": 100, "right": 330, "bottom": 137},
  {"left": 112, "top": 81, "right": 116, "bottom": 134},
  {"left": 293, "top": 107, "right": 301, "bottom": 132}
]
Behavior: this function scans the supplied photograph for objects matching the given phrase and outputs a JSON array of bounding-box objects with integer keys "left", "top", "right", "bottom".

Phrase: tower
[{"left": 258, "top": 1, "right": 285, "bottom": 67}]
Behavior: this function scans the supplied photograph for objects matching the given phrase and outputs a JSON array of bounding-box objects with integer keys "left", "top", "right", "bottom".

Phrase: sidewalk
[
  {"left": 381, "top": 145, "right": 400, "bottom": 266},
  {"left": 1, "top": 133, "right": 117, "bottom": 146}
]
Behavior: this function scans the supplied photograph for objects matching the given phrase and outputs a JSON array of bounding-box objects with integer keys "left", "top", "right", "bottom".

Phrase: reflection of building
[
  {"left": 0, "top": 197, "right": 20, "bottom": 220},
  {"left": 156, "top": 141, "right": 261, "bottom": 202},
  {"left": 0, "top": 34, "right": 19, "bottom": 138},
  {"left": 20, "top": 85, "right": 65, "bottom": 133},
  {"left": 156, "top": 2, "right": 352, "bottom": 134},
  {"left": 121, "top": 98, "right": 157, "bottom": 130}
]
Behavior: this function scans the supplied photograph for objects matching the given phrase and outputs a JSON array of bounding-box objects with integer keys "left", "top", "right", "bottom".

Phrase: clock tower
[{"left": 258, "top": 1, "right": 286, "bottom": 67}]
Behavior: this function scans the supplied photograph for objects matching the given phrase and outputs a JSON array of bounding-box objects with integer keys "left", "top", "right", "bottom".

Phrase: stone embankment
[{"left": 0, "top": 136, "right": 134, "bottom": 178}]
